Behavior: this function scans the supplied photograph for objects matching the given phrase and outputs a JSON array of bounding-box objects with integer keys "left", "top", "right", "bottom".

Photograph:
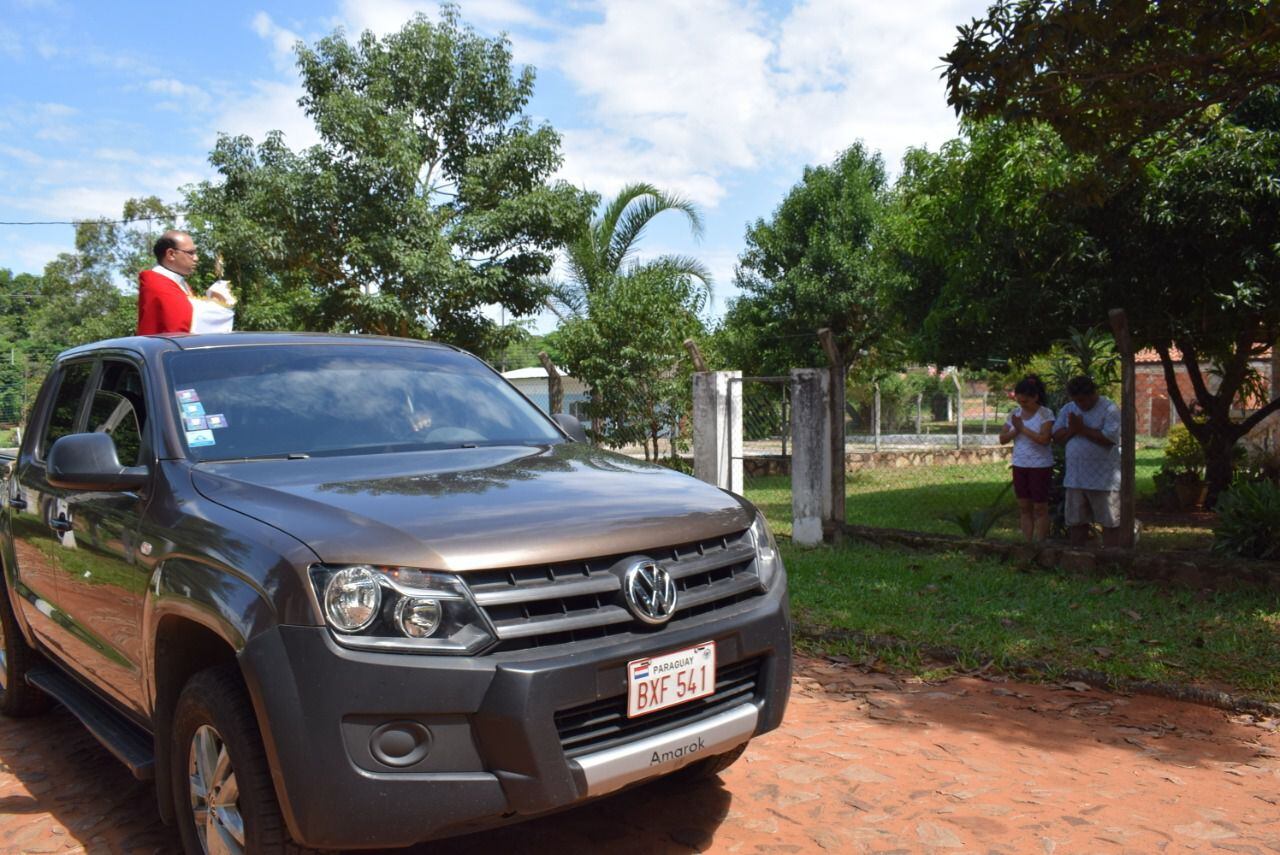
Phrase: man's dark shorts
[{"left": 1012, "top": 466, "right": 1052, "bottom": 503}]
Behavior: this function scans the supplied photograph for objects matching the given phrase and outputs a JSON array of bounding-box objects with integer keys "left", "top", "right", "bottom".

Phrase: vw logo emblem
[{"left": 622, "top": 560, "right": 678, "bottom": 625}]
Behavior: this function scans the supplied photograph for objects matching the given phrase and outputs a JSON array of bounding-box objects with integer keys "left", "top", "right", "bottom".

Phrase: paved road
[{"left": 2, "top": 656, "right": 1277, "bottom": 853}]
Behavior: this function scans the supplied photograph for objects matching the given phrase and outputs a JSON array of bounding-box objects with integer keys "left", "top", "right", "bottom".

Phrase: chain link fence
[{"left": 840, "top": 385, "right": 1017, "bottom": 540}]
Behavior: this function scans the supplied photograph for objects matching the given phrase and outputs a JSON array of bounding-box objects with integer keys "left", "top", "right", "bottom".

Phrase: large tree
[
  {"left": 185, "top": 7, "right": 591, "bottom": 357},
  {"left": 715, "top": 143, "right": 890, "bottom": 376},
  {"left": 915, "top": 1, "right": 1280, "bottom": 501}
]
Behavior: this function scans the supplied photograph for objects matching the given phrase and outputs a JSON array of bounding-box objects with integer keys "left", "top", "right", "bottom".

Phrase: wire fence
[{"left": 0, "top": 346, "right": 64, "bottom": 438}]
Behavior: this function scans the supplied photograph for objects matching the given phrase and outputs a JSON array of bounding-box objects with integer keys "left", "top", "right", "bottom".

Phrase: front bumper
[{"left": 239, "top": 582, "right": 791, "bottom": 850}]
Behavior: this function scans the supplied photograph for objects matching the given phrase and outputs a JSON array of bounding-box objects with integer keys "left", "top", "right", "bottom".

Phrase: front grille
[
  {"left": 465, "top": 529, "right": 761, "bottom": 653},
  {"left": 554, "top": 657, "right": 762, "bottom": 758}
]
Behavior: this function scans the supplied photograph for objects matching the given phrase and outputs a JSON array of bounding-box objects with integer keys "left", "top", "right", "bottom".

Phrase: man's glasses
[{"left": 173, "top": 248, "right": 198, "bottom": 257}]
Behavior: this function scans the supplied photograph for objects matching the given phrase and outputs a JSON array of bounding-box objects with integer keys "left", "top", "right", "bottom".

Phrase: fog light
[
  {"left": 369, "top": 721, "right": 433, "bottom": 767},
  {"left": 395, "top": 597, "right": 443, "bottom": 638},
  {"left": 324, "top": 566, "right": 382, "bottom": 632}
]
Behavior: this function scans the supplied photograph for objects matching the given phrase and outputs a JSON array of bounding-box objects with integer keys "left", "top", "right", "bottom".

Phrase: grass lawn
[
  {"left": 745, "top": 444, "right": 1213, "bottom": 552},
  {"left": 782, "top": 541, "right": 1280, "bottom": 701}
]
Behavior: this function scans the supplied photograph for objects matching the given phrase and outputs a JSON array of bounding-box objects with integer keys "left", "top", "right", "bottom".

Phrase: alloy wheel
[
  {"left": 0, "top": 612, "right": 8, "bottom": 690},
  {"left": 188, "top": 724, "right": 246, "bottom": 855}
]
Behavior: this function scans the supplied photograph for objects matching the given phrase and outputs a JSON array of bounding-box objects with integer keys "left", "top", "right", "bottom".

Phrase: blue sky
[{"left": 0, "top": 0, "right": 989, "bottom": 329}]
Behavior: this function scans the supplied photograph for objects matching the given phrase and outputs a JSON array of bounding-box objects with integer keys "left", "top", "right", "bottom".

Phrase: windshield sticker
[
  {"left": 181, "top": 402, "right": 206, "bottom": 418},
  {"left": 185, "top": 429, "right": 216, "bottom": 448},
  {"left": 183, "top": 416, "right": 208, "bottom": 431},
  {"left": 205, "top": 414, "right": 228, "bottom": 429},
  {"left": 176, "top": 388, "right": 200, "bottom": 404}
]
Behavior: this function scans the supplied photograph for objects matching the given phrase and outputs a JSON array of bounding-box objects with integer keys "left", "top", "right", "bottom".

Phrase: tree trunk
[{"left": 1203, "top": 433, "right": 1237, "bottom": 508}]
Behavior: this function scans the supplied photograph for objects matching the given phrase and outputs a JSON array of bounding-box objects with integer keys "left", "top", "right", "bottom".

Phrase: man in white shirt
[{"left": 1053, "top": 376, "right": 1122, "bottom": 546}]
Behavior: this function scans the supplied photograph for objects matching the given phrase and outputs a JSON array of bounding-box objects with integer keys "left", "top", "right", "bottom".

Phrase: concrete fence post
[
  {"left": 693, "top": 370, "right": 743, "bottom": 494},
  {"left": 791, "top": 368, "right": 831, "bottom": 546},
  {"left": 873, "top": 382, "right": 881, "bottom": 452},
  {"left": 952, "top": 371, "right": 964, "bottom": 450}
]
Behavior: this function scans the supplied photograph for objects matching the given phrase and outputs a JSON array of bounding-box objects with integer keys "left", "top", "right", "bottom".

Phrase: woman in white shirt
[{"left": 999, "top": 375, "right": 1055, "bottom": 541}]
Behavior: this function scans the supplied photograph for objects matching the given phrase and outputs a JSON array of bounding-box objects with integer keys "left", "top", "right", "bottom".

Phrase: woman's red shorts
[{"left": 1012, "top": 466, "right": 1052, "bottom": 503}]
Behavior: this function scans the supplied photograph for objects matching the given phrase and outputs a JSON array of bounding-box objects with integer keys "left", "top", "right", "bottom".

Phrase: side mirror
[
  {"left": 552, "top": 413, "right": 589, "bottom": 444},
  {"left": 47, "top": 433, "right": 149, "bottom": 492}
]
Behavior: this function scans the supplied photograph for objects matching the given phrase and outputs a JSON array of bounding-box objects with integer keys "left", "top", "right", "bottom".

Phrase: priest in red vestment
[{"left": 137, "top": 230, "right": 235, "bottom": 335}]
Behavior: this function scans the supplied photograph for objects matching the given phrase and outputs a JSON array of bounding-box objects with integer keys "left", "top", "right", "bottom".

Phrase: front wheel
[
  {"left": 170, "top": 666, "right": 316, "bottom": 855},
  {"left": 0, "top": 582, "right": 51, "bottom": 717}
]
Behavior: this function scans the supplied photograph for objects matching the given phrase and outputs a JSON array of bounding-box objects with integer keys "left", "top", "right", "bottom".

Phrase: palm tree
[{"left": 548, "top": 182, "right": 711, "bottom": 319}]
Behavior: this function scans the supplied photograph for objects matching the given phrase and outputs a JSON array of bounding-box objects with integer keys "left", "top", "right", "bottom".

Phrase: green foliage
[
  {"left": 944, "top": 1, "right": 1280, "bottom": 165},
  {"left": 1163, "top": 424, "right": 1206, "bottom": 477},
  {"left": 183, "top": 6, "right": 592, "bottom": 357},
  {"left": 555, "top": 265, "right": 706, "bottom": 461},
  {"left": 882, "top": 121, "right": 1099, "bottom": 369},
  {"left": 1020, "top": 326, "right": 1119, "bottom": 411},
  {"left": 1212, "top": 480, "right": 1280, "bottom": 560},
  {"left": 715, "top": 143, "right": 891, "bottom": 375}
]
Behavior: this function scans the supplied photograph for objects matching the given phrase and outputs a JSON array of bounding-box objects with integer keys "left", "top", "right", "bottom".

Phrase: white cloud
[
  {"left": 556, "top": 128, "right": 726, "bottom": 208},
  {"left": 338, "top": 0, "right": 549, "bottom": 36},
  {"left": 251, "top": 12, "right": 303, "bottom": 72},
  {"left": 147, "top": 78, "right": 200, "bottom": 98},
  {"left": 546, "top": 0, "right": 981, "bottom": 204},
  {"left": 206, "top": 78, "right": 320, "bottom": 150},
  {"left": 0, "top": 25, "right": 22, "bottom": 60}
]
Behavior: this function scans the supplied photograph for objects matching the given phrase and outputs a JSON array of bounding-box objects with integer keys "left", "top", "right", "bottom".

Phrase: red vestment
[{"left": 137, "top": 269, "right": 194, "bottom": 334}]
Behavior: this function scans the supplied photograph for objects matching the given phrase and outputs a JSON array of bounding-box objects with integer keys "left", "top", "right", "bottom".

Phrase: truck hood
[{"left": 190, "top": 443, "right": 754, "bottom": 572}]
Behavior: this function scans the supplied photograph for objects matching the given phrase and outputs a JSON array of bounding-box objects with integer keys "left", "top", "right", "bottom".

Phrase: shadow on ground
[{"left": 0, "top": 704, "right": 734, "bottom": 855}]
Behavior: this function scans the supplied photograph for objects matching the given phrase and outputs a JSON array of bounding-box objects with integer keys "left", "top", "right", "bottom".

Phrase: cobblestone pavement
[{"left": 1, "top": 655, "right": 1277, "bottom": 854}]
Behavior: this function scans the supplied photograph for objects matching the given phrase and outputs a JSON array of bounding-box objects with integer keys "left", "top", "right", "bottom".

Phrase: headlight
[
  {"left": 749, "top": 512, "right": 784, "bottom": 591},
  {"left": 324, "top": 566, "right": 382, "bottom": 632},
  {"left": 310, "top": 565, "right": 496, "bottom": 654}
]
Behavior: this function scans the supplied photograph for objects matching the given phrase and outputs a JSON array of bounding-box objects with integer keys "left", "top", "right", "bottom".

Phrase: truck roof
[{"left": 59, "top": 332, "right": 460, "bottom": 360}]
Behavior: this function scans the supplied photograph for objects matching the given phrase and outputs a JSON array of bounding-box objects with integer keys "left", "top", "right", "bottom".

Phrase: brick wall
[{"left": 1135, "top": 359, "right": 1274, "bottom": 437}]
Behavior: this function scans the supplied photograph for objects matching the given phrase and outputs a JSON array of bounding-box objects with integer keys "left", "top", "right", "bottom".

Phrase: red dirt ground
[{"left": 1, "top": 655, "right": 1277, "bottom": 853}]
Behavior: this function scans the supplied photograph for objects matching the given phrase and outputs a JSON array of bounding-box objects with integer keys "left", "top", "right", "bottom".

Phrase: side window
[
  {"left": 88, "top": 361, "right": 147, "bottom": 467},
  {"left": 40, "top": 361, "right": 94, "bottom": 460}
]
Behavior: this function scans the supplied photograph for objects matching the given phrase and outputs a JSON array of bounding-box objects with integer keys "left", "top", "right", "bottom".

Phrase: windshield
[{"left": 164, "top": 343, "right": 564, "bottom": 462}]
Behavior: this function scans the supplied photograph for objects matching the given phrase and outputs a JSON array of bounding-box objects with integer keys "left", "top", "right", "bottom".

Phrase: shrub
[
  {"left": 1163, "top": 424, "right": 1205, "bottom": 479},
  {"left": 1211, "top": 480, "right": 1280, "bottom": 560}
]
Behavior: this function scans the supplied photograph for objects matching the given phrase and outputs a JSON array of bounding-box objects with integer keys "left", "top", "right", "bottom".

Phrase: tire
[
  {"left": 0, "top": 580, "right": 51, "bottom": 717},
  {"left": 170, "top": 665, "right": 317, "bottom": 855},
  {"left": 666, "top": 741, "right": 748, "bottom": 786}
]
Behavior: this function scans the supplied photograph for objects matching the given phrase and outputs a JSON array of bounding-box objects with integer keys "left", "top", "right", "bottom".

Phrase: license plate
[{"left": 626, "top": 641, "right": 716, "bottom": 718}]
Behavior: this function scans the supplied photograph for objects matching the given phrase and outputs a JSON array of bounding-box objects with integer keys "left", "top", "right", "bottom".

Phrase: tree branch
[
  {"left": 1156, "top": 343, "right": 1199, "bottom": 434},
  {"left": 1237, "top": 396, "right": 1280, "bottom": 435}
]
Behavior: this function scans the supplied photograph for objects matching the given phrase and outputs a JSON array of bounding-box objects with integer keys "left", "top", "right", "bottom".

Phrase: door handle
[
  {"left": 7, "top": 496, "right": 25, "bottom": 510},
  {"left": 49, "top": 517, "right": 72, "bottom": 533}
]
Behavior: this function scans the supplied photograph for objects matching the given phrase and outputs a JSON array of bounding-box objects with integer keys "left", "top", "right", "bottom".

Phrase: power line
[{"left": 0, "top": 213, "right": 182, "bottom": 226}]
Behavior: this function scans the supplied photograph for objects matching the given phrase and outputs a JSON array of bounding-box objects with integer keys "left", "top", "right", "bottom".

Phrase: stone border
[
  {"left": 797, "top": 625, "right": 1280, "bottom": 718},
  {"left": 842, "top": 523, "right": 1280, "bottom": 593},
  {"left": 744, "top": 445, "right": 1013, "bottom": 478}
]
